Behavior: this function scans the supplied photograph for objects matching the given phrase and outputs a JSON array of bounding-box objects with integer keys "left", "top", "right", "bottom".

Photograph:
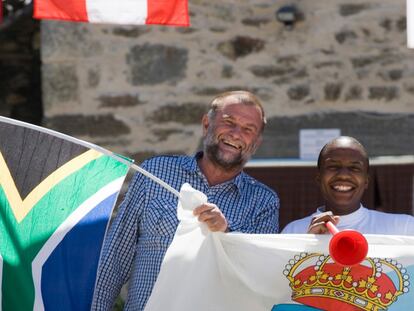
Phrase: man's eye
[
  {"left": 326, "top": 165, "right": 339, "bottom": 170},
  {"left": 350, "top": 166, "right": 362, "bottom": 172}
]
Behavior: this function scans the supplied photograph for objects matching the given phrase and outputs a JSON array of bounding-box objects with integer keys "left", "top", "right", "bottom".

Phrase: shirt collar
[
  {"left": 182, "top": 151, "right": 245, "bottom": 192},
  {"left": 316, "top": 204, "right": 366, "bottom": 229},
  {"left": 181, "top": 151, "right": 202, "bottom": 173}
]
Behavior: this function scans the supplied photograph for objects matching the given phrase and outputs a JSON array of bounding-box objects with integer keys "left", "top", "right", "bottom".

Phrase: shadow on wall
[{"left": 0, "top": 11, "right": 42, "bottom": 125}]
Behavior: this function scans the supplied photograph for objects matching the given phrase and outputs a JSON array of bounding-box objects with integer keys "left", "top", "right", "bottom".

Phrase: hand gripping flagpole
[{"left": 326, "top": 221, "right": 368, "bottom": 266}]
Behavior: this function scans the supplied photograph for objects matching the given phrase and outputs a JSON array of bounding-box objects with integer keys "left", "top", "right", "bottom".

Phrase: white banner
[{"left": 145, "top": 184, "right": 414, "bottom": 311}]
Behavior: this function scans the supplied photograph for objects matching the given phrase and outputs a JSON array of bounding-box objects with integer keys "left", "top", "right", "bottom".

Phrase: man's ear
[
  {"left": 257, "top": 134, "right": 263, "bottom": 146},
  {"left": 252, "top": 135, "right": 263, "bottom": 153},
  {"left": 201, "top": 114, "right": 209, "bottom": 136}
]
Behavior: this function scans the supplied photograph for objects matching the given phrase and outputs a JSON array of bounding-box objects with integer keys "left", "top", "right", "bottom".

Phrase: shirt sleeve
[
  {"left": 403, "top": 215, "right": 414, "bottom": 236},
  {"left": 240, "top": 191, "right": 280, "bottom": 234},
  {"left": 256, "top": 194, "right": 280, "bottom": 233},
  {"left": 281, "top": 222, "right": 294, "bottom": 234},
  {"left": 91, "top": 170, "right": 147, "bottom": 310},
  {"left": 281, "top": 215, "right": 314, "bottom": 234}
]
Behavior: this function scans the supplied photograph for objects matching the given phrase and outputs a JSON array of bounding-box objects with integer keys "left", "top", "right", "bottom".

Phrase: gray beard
[{"left": 204, "top": 141, "right": 244, "bottom": 171}]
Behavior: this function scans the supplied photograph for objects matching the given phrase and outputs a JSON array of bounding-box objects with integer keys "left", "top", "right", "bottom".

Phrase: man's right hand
[
  {"left": 307, "top": 211, "right": 340, "bottom": 234},
  {"left": 193, "top": 203, "right": 228, "bottom": 232}
]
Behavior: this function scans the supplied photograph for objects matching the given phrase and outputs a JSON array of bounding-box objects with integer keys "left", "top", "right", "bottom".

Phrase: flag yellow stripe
[{"left": 0, "top": 149, "right": 102, "bottom": 223}]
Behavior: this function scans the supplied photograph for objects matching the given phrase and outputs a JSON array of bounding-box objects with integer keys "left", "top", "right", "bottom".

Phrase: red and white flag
[{"left": 33, "top": 0, "right": 189, "bottom": 26}]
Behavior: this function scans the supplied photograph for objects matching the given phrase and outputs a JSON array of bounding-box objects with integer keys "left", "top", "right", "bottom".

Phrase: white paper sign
[{"left": 299, "top": 129, "right": 340, "bottom": 160}]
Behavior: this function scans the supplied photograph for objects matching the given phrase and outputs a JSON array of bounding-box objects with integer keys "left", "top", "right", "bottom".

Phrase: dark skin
[{"left": 308, "top": 137, "right": 369, "bottom": 234}]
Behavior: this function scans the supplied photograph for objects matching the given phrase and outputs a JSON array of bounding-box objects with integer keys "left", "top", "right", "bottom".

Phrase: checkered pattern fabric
[{"left": 92, "top": 153, "right": 279, "bottom": 311}]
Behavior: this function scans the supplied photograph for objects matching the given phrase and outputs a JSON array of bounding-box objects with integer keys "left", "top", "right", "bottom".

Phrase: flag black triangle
[{"left": 0, "top": 122, "right": 87, "bottom": 198}]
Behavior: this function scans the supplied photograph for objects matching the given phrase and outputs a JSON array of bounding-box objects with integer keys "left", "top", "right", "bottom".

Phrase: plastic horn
[{"left": 326, "top": 221, "right": 368, "bottom": 266}]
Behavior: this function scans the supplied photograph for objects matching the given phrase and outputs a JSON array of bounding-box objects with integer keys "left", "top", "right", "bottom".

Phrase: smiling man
[
  {"left": 282, "top": 136, "right": 414, "bottom": 235},
  {"left": 92, "top": 90, "right": 280, "bottom": 311}
]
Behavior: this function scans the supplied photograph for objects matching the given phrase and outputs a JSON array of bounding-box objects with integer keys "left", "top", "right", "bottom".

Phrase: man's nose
[
  {"left": 337, "top": 167, "right": 351, "bottom": 176},
  {"left": 229, "top": 125, "right": 242, "bottom": 137}
]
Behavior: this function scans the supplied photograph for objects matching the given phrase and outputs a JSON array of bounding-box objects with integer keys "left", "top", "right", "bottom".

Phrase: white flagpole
[{"left": 130, "top": 163, "right": 180, "bottom": 198}]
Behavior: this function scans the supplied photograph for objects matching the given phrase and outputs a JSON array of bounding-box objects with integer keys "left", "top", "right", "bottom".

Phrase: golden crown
[{"left": 283, "top": 252, "right": 410, "bottom": 311}]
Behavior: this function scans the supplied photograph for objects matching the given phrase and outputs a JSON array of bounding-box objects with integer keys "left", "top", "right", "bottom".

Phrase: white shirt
[{"left": 282, "top": 205, "right": 414, "bottom": 235}]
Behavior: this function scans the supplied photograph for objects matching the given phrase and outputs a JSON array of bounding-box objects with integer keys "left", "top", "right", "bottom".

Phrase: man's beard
[
  {"left": 203, "top": 131, "right": 247, "bottom": 171},
  {"left": 205, "top": 142, "right": 244, "bottom": 170}
]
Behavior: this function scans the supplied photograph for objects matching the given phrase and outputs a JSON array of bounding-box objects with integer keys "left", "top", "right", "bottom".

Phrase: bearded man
[{"left": 92, "top": 90, "right": 280, "bottom": 311}]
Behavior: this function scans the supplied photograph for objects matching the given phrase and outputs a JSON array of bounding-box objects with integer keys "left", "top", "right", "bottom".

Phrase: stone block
[
  {"left": 99, "top": 95, "right": 146, "bottom": 108},
  {"left": 250, "top": 65, "right": 295, "bottom": 78},
  {"left": 43, "top": 114, "right": 130, "bottom": 137},
  {"left": 335, "top": 30, "right": 357, "bottom": 44},
  {"left": 339, "top": 4, "right": 369, "bottom": 17},
  {"left": 345, "top": 85, "right": 363, "bottom": 101},
  {"left": 324, "top": 83, "right": 342, "bottom": 101},
  {"left": 287, "top": 85, "right": 310, "bottom": 101},
  {"left": 217, "top": 36, "right": 265, "bottom": 60},
  {"left": 126, "top": 44, "right": 188, "bottom": 85},
  {"left": 149, "top": 102, "right": 207, "bottom": 125},
  {"left": 42, "top": 64, "right": 79, "bottom": 110},
  {"left": 152, "top": 129, "right": 185, "bottom": 142},
  {"left": 241, "top": 17, "right": 271, "bottom": 27},
  {"left": 368, "top": 86, "right": 399, "bottom": 101},
  {"left": 41, "top": 21, "right": 103, "bottom": 60},
  {"left": 112, "top": 27, "right": 150, "bottom": 38}
]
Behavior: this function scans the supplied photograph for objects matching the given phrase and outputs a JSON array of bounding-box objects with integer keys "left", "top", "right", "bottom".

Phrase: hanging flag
[
  {"left": 145, "top": 184, "right": 414, "bottom": 311},
  {"left": 33, "top": 0, "right": 189, "bottom": 26},
  {"left": 0, "top": 116, "right": 130, "bottom": 311},
  {"left": 0, "top": 0, "right": 3, "bottom": 24}
]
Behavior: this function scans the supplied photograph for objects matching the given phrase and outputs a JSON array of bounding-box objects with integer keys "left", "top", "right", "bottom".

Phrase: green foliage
[{"left": 112, "top": 296, "right": 125, "bottom": 311}]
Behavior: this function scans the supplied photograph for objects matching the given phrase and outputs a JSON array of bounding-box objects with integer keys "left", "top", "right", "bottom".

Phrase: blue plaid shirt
[{"left": 92, "top": 153, "right": 279, "bottom": 311}]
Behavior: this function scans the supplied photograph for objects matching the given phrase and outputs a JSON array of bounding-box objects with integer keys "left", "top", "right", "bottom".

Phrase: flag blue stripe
[{"left": 41, "top": 192, "right": 118, "bottom": 311}]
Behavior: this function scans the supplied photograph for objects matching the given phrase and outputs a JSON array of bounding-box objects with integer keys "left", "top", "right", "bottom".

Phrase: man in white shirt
[{"left": 282, "top": 136, "right": 414, "bottom": 235}]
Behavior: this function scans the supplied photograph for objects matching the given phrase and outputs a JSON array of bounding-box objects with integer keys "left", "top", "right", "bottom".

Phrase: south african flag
[{"left": 0, "top": 116, "right": 130, "bottom": 311}]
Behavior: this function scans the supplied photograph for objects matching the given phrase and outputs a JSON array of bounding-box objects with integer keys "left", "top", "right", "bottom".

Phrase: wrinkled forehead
[
  {"left": 219, "top": 102, "right": 262, "bottom": 121},
  {"left": 218, "top": 97, "right": 262, "bottom": 117},
  {"left": 210, "top": 93, "right": 266, "bottom": 132}
]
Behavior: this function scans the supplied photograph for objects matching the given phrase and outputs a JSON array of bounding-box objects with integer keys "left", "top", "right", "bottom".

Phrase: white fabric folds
[{"left": 145, "top": 183, "right": 414, "bottom": 311}]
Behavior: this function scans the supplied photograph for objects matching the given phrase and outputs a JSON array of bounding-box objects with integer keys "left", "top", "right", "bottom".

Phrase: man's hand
[
  {"left": 307, "top": 211, "right": 340, "bottom": 234},
  {"left": 193, "top": 203, "right": 228, "bottom": 232}
]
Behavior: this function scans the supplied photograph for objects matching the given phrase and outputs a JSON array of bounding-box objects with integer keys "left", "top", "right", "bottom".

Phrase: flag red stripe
[
  {"left": 0, "top": 0, "right": 3, "bottom": 24},
  {"left": 33, "top": 0, "right": 88, "bottom": 22},
  {"left": 147, "top": 0, "right": 189, "bottom": 26}
]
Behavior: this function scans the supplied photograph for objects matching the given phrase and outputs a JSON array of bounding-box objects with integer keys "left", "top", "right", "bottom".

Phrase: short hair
[
  {"left": 207, "top": 90, "right": 266, "bottom": 132},
  {"left": 317, "top": 136, "right": 370, "bottom": 171}
]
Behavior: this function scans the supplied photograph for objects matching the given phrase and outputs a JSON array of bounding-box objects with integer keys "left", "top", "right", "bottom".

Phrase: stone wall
[{"left": 40, "top": 0, "right": 414, "bottom": 162}]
